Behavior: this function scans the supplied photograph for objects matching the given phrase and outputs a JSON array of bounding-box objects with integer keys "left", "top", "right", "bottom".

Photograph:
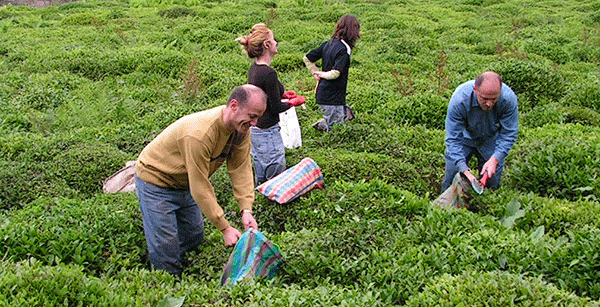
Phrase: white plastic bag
[{"left": 279, "top": 106, "right": 302, "bottom": 149}]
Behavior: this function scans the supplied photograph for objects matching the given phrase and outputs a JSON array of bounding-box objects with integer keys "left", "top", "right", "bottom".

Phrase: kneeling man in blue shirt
[{"left": 442, "top": 71, "right": 519, "bottom": 191}]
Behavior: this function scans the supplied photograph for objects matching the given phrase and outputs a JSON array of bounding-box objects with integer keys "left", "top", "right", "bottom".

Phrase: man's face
[
  {"left": 474, "top": 80, "right": 501, "bottom": 111},
  {"left": 230, "top": 94, "right": 266, "bottom": 133}
]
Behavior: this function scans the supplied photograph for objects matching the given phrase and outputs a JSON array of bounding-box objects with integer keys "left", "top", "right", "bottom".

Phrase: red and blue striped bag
[
  {"left": 256, "top": 157, "right": 324, "bottom": 204},
  {"left": 220, "top": 228, "right": 283, "bottom": 286}
]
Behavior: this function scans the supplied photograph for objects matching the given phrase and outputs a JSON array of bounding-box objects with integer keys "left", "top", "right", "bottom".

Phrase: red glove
[
  {"left": 283, "top": 91, "right": 297, "bottom": 99},
  {"left": 287, "top": 95, "right": 305, "bottom": 107}
]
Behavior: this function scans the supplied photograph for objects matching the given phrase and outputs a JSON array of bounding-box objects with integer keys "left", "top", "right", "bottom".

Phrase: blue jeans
[
  {"left": 442, "top": 141, "right": 504, "bottom": 192},
  {"left": 135, "top": 176, "right": 204, "bottom": 277},
  {"left": 251, "top": 124, "right": 286, "bottom": 186},
  {"left": 318, "top": 105, "right": 346, "bottom": 131}
]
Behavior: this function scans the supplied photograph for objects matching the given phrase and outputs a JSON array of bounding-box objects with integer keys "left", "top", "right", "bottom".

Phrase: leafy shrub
[
  {"left": 0, "top": 260, "right": 131, "bottom": 306},
  {"left": 0, "top": 134, "right": 135, "bottom": 208},
  {"left": 53, "top": 143, "right": 134, "bottom": 196},
  {"left": 491, "top": 59, "right": 565, "bottom": 111},
  {"left": 254, "top": 179, "right": 429, "bottom": 234},
  {"left": 0, "top": 160, "right": 77, "bottom": 210},
  {"left": 305, "top": 118, "right": 445, "bottom": 161},
  {"left": 384, "top": 92, "right": 448, "bottom": 129},
  {"left": 14, "top": 72, "right": 79, "bottom": 111},
  {"left": 276, "top": 207, "right": 551, "bottom": 304},
  {"left": 541, "top": 226, "right": 600, "bottom": 299},
  {"left": 524, "top": 39, "right": 572, "bottom": 64},
  {"left": 562, "top": 76, "right": 600, "bottom": 111},
  {"left": 289, "top": 148, "right": 436, "bottom": 197},
  {"left": 59, "top": 12, "right": 97, "bottom": 26},
  {"left": 157, "top": 6, "right": 196, "bottom": 18},
  {"left": 405, "top": 271, "right": 592, "bottom": 306},
  {"left": 271, "top": 52, "right": 305, "bottom": 72},
  {"left": 62, "top": 47, "right": 189, "bottom": 80},
  {"left": 0, "top": 194, "right": 146, "bottom": 276},
  {"left": 520, "top": 101, "right": 565, "bottom": 128},
  {"left": 0, "top": 111, "right": 32, "bottom": 133},
  {"left": 562, "top": 105, "right": 600, "bottom": 126},
  {"left": 504, "top": 124, "right": 600, "bottom": 201},
  {"left": 471, "top": 190, "right": 600, "bottom": 238}
]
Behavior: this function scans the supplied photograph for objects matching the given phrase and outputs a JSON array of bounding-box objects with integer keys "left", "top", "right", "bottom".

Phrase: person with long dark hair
[{"left": 304, "top": 14, "right": 360, "bottom": 131}]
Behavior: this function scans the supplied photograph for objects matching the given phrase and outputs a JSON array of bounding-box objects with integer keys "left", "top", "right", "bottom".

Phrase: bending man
[
  {"left": 442, "top": 71, "right": 518, "bottom": 191},
  {"left": 135, "top": 84, "right": 266, "bottom": 277}
]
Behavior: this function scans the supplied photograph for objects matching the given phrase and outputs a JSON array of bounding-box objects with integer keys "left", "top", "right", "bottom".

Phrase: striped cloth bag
[
  {"left": 256, "top": 157, "right": 324, "bottom": 204},
  {"left": 432, "top": 172, "right": 472, "bottom": 209},
  {"left": 220, "top": 228, "right": 284, "bottom": 286}
]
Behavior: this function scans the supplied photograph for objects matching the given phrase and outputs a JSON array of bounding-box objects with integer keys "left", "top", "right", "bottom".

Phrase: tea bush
[
  {"left": 1, "top": 0, "right": 599, "bottom": 304},
  {"left": 0, "top": 133, "right": 134, "bottom": 208},
  {"left": 275, "top": 207, "right": 556, "bottom": 303},
  {"left": 471, "top": 190, "right": 600, "bottom": 238},
  {"left": 287, "top": 148, "right": 435, "bottom": 196},
  {"left": 157, "top": 6, "right": 196, "bottom": 18},
  {"left": 0, "top": 260, "right": 132, "bottom": 306},
  {"left": 53, "top": 142, "right": 135, "bottom": 196},
  {"left": 541, "top": 226, "right": 600, "bottom": 299},
  {"left": 254, "top": 179, "right": 429, "bottom": 233},
  {"left": 57, "top": 47, "right": 189, "bottom": 80},
  {"left": 0, "top": 194, "right": 146, "bottom": 276},
  {"left": 383, "top": 92, "right": 448, "bottom": 129},
  {"left": 304, "top": 117, "right": 445, "bottom": 161},
  {"left": 405, "top": 271, "right": 593, "bottom": 306},
  {"left": 562, "top": 106, "right": 600, "bottom": 126},
  {"left": 519, "top": 101, "right": 566, "bottom": 128},
  {"left": 491, "top": 58, "right": 565, "bottom": 111},
  {"left": 504, "top": 124, "right": 600, "bottom": 201},
  {"left": 0, "top": 160, "right": 77, "bottom": 210},
  {"left": 562, "top": 76, "right": 600, "bottom": 111}
]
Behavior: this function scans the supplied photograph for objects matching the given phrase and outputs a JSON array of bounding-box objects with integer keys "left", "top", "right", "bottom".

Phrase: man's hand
[
  {"left": 242, "top": 211, "right": 258, "bottom": 230},
  {"left": 462, "top": 169, "right": 477, "bottom": 183},
  {"left": 481, "top": 157, "right": 499, "bottom": 178},
  {"left": 221, "top": 226, "right": 242, "bottom": 247}
]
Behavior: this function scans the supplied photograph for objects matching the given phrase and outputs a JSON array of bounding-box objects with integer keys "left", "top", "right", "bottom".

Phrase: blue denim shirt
[{"left": 445, "top": 80, "right": 519, "bottom": 172}]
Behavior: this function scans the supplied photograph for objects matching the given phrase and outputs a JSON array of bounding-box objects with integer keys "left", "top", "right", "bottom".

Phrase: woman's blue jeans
[
  {"left": 251, "top": 124, "right": 286, "bottom": 186},
  {"left": 135, "top": 176, "right": 204, "bottom": 277}
]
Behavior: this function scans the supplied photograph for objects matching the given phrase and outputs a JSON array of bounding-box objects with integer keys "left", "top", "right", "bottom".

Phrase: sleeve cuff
[
  {"left": 492, "top": 153, "right": 506, "bottom": 164},
  {"left": 320, "top": 70, "right": 340, "bottom": 80},
  {"left": 213, "top": 216, "right": 230, "bottom": 232},
  {"left": 458, "top": 161, "right": 469, "bottom": 173},
  {"left": 238, "top": 201, "right": 252, "bottom": 213}
]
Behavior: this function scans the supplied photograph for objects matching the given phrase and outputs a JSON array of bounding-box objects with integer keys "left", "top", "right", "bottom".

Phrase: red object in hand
[
  {"left": 283, "top": 91, "right": 297, "bottom": 99},
  {"left": 287, "top": 95, "right": 305, "bottom": 107},
  {"left": 480, "top": 172, "right": 490, "bottom": 187}
]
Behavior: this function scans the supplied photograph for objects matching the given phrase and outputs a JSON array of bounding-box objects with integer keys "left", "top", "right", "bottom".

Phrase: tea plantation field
[{"left": 1, "top": 0, "right": 599, "bottom": 305}]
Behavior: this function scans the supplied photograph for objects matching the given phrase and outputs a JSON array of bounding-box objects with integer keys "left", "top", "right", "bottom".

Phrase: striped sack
[
  {"left": 432, "top": 172, "right": 473, "bottom": 209},
  {"left": 256, "top": 157, "right": 324, "bottom": 204},
  {"left": 220, "top": 228, "right": 284, "bottom": 286}
]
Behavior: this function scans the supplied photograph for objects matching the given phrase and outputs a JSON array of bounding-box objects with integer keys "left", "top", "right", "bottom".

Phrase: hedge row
[
  {"left": 0, "top": 194, "right": 146, "bottom": 276},
  {"left": 2, "top": 259, "right": 594, "bottom": 306},
  {"left": 2, "top": 180, "right": 598, "bottom": 304},
  {"left": 504, "top": 124, "right": 600, "bottom": 201},
  {"left": 471, "top": 189, "right": 600, "bottom": 238},
  {"left": 0, "top": 134, "right": 135, "bottom": 209}
]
